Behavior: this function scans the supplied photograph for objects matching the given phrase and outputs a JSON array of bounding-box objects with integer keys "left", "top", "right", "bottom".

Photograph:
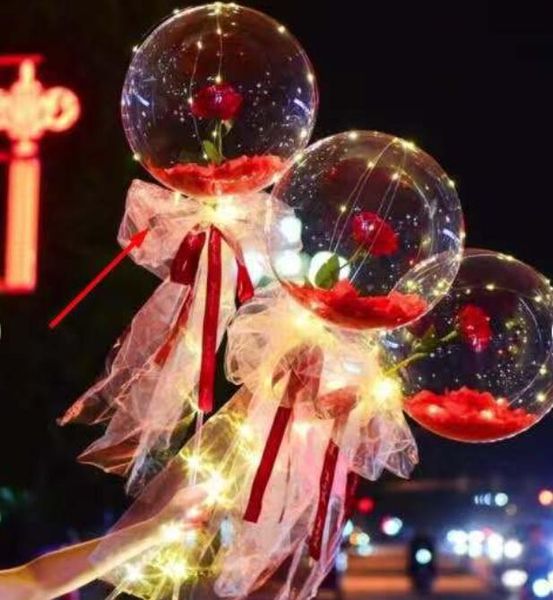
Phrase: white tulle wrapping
[
  {"left": 93, "top": 288, "right": 418, "bottom": 600},
  {"left": 60, "top": 180, "right": 275, "bottom": 491}
]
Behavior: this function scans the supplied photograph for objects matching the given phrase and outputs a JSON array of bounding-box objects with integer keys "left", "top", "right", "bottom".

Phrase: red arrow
[{"left": 49, "top": 229, "right": 149, "bottom": 329}]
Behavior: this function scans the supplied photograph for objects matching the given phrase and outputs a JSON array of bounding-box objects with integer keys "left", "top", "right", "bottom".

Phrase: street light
[{"left": 539, "top": 489, "right": 553, "bottom": 507}]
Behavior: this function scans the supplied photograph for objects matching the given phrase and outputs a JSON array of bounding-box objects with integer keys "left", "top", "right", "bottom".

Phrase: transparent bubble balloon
[
  {"left": 382, "top": 249, "right": 553, "bottom": 443},
  {"left": 122, "top": 3, "right": 318, "bottom": 198},
  {"left": 267, "top": 131, "right": 464, "bottom": 330}
]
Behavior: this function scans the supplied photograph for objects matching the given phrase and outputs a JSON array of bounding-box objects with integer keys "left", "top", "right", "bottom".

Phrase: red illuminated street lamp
[{"left": 0, "top": 54, "right": 80, "bottom": 293}]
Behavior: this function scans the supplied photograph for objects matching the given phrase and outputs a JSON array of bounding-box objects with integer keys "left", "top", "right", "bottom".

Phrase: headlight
[{"left": 532, "top": 578, "right": 551, "bottom": 598}]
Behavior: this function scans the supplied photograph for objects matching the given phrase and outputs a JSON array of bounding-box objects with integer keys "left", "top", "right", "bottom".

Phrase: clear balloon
[
  {"left": 122, "top": 3, "right": 318, "bottom": 198},
  {"left": 267, "top": 131, "right": 464, "bottom": 330},
  {"left": 383, "top": 249, "right": 553, "bottom": 443}
]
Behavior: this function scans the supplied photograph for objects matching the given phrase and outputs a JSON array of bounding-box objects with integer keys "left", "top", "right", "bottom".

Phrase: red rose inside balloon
[
  {"left": 268, "top": 132, "right": 464, "bottom": 332},
  {"left": 385, "top": 251, "right": 553, "bottom": 443},
  {"left": 351, "top": 211, "right": 399, "bottom": 257},
  {"left": 286, "top": 211, "right": 421, "bottom": 329},
  {"left": 190, "top": 83, "right": 243, "bottom": 121},
  {"left": 457, "top": 304, "right": 492, "bottom": 352},
  {"left": 149, "top": 81, "right": 286, "bottom": 197},
  {"left": 123, "top": 5, "right": 318, "bottom": 198},
  {"left": 389, "top": 303, "right": 493, "bottom": 375}
]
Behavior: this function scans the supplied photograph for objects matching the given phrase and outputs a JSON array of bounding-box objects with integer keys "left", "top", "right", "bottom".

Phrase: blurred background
[{"left": 1, "top": 1, "right": 553, "bottom": 598}]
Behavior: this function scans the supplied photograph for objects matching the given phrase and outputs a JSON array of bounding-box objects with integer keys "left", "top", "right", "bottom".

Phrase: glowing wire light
[
  {"left": 0, "top": 55, "right": 80, "bottom": 293},
  {"left": 160, "top": 521, "right": 185, "bottom": 543}
]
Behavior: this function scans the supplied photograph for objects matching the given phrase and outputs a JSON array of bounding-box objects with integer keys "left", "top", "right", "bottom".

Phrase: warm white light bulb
[
  {"left": 163, "top": 559, "right": 188, "bottom": 581},
  {"left": 243, "top": 250, "right": 266, "bottom": 286},
  {"left": 186, "top": 454, "right": 202, "bottom": 471},
  {"left": 274, "top": 250, "right": 304, "bottom": 279},
  {"left": 278, "top": 215, "right": 302, "bottom": 246},
  {"left": 205, "top": 470, "right": 227, "bottom": 503},
  {"left": 308, "top": 251, "right": 350, "bottom": 285},
  {"left": 160, "top": 522, "right": 184, "bottom": 543},
  {"left": 125, "top": 564, "right": 144, "bottom": 583},
  {"left": 371, "top": 376, "right": 401, "bottom": 404}
]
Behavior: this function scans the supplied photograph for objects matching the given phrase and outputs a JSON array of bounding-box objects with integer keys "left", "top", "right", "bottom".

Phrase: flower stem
[
  {"left": 339, "top": 246, "right": 366, "bottom": 271},
  {"left": 385, "top": 328, "right": 460, "bottom": 376},
  {"left": 216, "top": 120, "right": 223, "bottom": 160},
  {"left": 439, "top": 329, "right": 459, "bottom": 344},
  {"left": 385, "top": 352, "right": 428, "bottom": 376}
]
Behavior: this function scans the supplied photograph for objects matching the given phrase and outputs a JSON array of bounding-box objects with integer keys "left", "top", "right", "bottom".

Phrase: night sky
[{"left": 1, "top": 0, "right": 553, "bottom": 564}]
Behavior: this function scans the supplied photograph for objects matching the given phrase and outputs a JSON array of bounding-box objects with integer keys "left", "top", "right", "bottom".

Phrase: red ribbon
[
  {"left": 155, "top": 230, "right": 206, "bottom": 365},
  {"left": 244, "top": 405, "right": 293, "bottom": 523},
  {"left": 309, "top": 439, "right": 340, "bottom": 561},
  {"left": 170, "top": 229, "right": 206, "bottom": 285},
  {"left": 217, "top": 228, "right": 254, "bottom": 305},
  {"left": 156, "top": 225, "right": 253, "bottom": 414},
  {"left": 236, "top": 259, "right": 255, "bottom": 304},
  {"left": 244, "top": 346, "right": 324, "bottom": 523},
  {"left": 344, "top": 471, "right": 360, "bottom": 523},
  {"left": 198, "top": 227, "right": 222, "bottom": 413},
  {"left": 310, "top": 448, "right": 359, "bottom": 561}
]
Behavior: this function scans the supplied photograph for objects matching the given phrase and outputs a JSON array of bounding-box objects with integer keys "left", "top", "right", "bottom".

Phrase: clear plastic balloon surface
[
  {"left": 383, "top": 249, "right": 553, "bottom": 442},
  {"left": 267, "top": 131, "right": 464, "bottom": 331},
  {"left": 122, "top": 3, "right": 318, "bottom": 198}
]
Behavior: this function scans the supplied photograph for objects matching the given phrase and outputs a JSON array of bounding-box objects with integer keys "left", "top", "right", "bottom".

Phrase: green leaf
[
  {"left": 257, "top": 275, "right": 273, "bottom": 288},
  {"left": 314, "top": 254, "right": 340, "bottom": 289},
  {"left": 202, "top": 140, "right": 222, "bottom": 165}
]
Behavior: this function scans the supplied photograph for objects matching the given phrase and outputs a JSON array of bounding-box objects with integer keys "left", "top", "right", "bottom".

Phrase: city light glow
[
  {"left": 501, "top": 569, "right": 528, "bottom": 589},
  {"left": 381, "top": 516, "right": 403, "bottom": 537},
  {"left": 539, "top": 489, "right": 553, "bottom": 507},
  {"left": 533, "top": 578, "right": 551, "bottom": 598},
  {"left": 503, "top": 539, "right": 523, "bottom": 560},
  {"left": 415, "top": 548, "right": 433, "bottom": 565},
  {"left": 357, "top": 497, "right": 375, "bottom": 515}
]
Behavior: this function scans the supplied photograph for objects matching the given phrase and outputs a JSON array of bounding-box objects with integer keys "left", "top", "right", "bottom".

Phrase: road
[
  {"left": 80, "top": 544, "right": 500, "bottom": 600},
  {"left": 341, "top": 544, "right": 500, "bottom": 600}
]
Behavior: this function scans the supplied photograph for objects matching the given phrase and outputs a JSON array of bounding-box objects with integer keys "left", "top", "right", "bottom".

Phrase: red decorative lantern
[{"left": 0, "top": 55, "right": 80, "bottom": 293}]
